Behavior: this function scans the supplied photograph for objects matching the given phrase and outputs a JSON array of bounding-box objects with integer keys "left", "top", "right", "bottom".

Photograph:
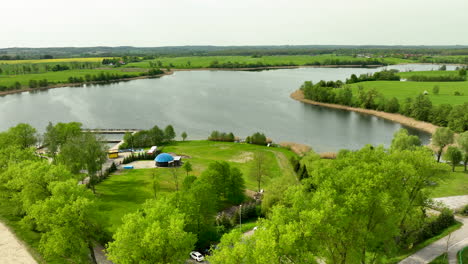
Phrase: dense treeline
[
  {"left": 0, "top": 61, "right": 100, "bottom": 75},
  {"left": 301, "top": 80, "right": 468, "bottom": 132},
  {"left": 346, "top": 69, "right": 400, "bottom": 84},
  {"left": 208, "top": 131, "right": 236, "bottom": 142},
  {"left": 208, "top": 58, "right": 387, "bottom": 68},
  {"left": 407, "top": 75, "right": 466, "bottom": 82},
  {"left": 119, "top": 125, "right": 176, "bottom": 149},
  {"left": 3, "top": 45, "right": 468, "bottom": 59}
]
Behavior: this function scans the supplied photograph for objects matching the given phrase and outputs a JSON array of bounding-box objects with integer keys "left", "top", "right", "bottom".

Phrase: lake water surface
[{"left": 1, "top": 64, "right": 453, "bottom": 152}]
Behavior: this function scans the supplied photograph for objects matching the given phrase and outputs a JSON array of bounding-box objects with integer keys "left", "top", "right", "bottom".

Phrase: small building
[
  {"left": 108, "top": 150, "right": 119, "bottom": 159},
  {"left": 172, "top": 156, "right": 182, "bottom": 167},
  {"left": 148, "top": 146, "right": 158, "bottom": 155},
  {"left": 155, "top": 153, "right": 174, "bottom": 167}
]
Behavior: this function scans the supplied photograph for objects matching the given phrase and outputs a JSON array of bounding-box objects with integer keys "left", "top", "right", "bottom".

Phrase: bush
[
  {"left": 459, "top": 204, "right": 468, "bottom": 216},
  {"left": 122, "top": 151, "right": 161, "bottom": 164},
  {"left": 246, "top": 132, "right": 267, "bottom": 145},
  {"left": 415, "top": 209, "right": 455, "bottom": 244},
  {"left": 208, "top": 131, "right": 235, "bottom": 142}
]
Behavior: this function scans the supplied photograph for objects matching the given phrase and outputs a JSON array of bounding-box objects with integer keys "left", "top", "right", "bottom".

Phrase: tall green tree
[
  {"left": 24, "top": 180, "right": 98, "bottom": 263},
  {"left": 7, "top": 123, "right": 37, "bottom": 149},
  {"left": 411, "top": 94, "right": 432, "bottom": 121},
  {"left": 43, "top": 122, "right": 82, "bottom": 158},
  {"left": 250, "top": 152, "right": 268, "bottom": 192},
  {"left": 457, "top": 131, "right": 468, "bottom": 171},
  {"left": 201, "top": 161, "right": 245, "bottom": 206},
  {"left": 106, "top": 198, "right": 196, "bottom": 264},
  {"left": 443, "top": 146, "right": 462, "bottom": 172},
  {"left": 164, "top": 125, "right": 176, "bottom": 142},
  {"left": 390, "top": 129, "right": 421, "bottom": 151},
  {"left": 181, "top": 131, "right": 188, "bottom": 141},
  {"left": 182, "top": 161, "right": 193, "bottom": 177},
  {"left": 432, "top": 127, "right": 454, "bottom": 162}
]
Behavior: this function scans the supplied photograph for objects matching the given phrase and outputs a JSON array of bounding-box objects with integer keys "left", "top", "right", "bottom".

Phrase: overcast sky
[{"left": 1, "top": 0, "right": 468, "bottom": 48}]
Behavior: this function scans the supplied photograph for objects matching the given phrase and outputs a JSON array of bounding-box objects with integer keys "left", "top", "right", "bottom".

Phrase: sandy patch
[
  {"left": 0, "top": 222, "right": 37, "bottom": 264},
  {"left": 229, "top": 152, "right": 254, "bottom": 163},
  {"left": 279, "top": 142, "right": 312, "bottom": 156},
  {"left": 121, "top": 160, "right": 155, "bottom": 169},
  {"left": 291, "top": 90, "right": 439, "bottom": 135}
]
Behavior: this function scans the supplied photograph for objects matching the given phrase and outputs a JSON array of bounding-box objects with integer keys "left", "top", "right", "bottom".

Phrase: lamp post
[{"left": 239, "top": 204, "right": 242, "bottom": 230}]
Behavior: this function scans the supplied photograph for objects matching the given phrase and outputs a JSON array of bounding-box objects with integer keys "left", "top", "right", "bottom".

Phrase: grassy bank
[{"left": 95, "top": 140, "right": 297, "bottom": 234}]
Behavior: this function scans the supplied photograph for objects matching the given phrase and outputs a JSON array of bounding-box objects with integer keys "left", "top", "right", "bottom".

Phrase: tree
[
  {"left": 43, "top": 122, "right": 82, "bottom": 158},
  {"left": 433, "top": 85, "right": 440, "bottom": 95},
  {"left": 459, "top": 68, "right": 467, "bottom": 76},
  {"left": 411, "top": 94, "right": 432, "bottom": 121},
  {"left": 457, "top": 131, "right": 468, "bottom": 171},
  {"left": 171, "top": 167, "right": 180, "bottom": 192},
  {"left": 250, "top": 152, "right": 268, "bottom": 192},
  {"left": 106, "top": 198, "right": 196, "bottom": 264},
  {"left": 201, "top": 161, "right": 245, "bottom": 206},
  {"left": 390, "top": 129, "right": 421, "bottom": 151},
  {"left": 7, "top": 123, "right": 37, "bottom": 149},
  {"left": 181, "top": 131, "right": 188, "bottom": 141},
  {"left": 164, "top": 125, "right": 176, "bottom": 142},
  {"left": 385, "top": 97, "right": 400, "bottom": 113},
  {"left": 182, "top": 161, "right": 193, "bottom": 177},
  {"left": 24, "top": 180, "right": 98, "bottom": 263},
  {"left": 443, "top": 146, "right": 462, "bottom": 172},
  {"left": 433, "top": 127, "right": 454, "bottom": 162},
  {"left": 57, "top": 133, "right": 107, "bottom": 192}
]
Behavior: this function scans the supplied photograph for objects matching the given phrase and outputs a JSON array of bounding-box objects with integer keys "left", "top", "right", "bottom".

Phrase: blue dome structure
[{"left": 155, "top": 153, "right": 174, "bottom": 167}]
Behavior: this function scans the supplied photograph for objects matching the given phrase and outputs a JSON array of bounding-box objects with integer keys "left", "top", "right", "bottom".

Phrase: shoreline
[
  {"left": 290, "top": 90, "right": 439, "bottom": 135},
  {"left": 0, "top": 64, "right": 383, "bottom": 97}
]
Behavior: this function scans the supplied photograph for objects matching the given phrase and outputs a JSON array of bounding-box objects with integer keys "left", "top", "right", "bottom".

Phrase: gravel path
[
  {"left": 433, "top": 195, "right": 468, "bottom": 211},
  {"left": 0, "top": 222, "right": 37, "bottom": 264}
]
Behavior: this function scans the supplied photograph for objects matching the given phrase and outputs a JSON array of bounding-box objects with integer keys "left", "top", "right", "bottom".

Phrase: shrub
[{"left": 208, "top": 131, "right": 235, "bottom": 142}]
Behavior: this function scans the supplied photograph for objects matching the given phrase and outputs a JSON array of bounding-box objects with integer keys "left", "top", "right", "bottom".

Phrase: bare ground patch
[{"left": 229, "top": 152, "right": 254, "bottom": 163}]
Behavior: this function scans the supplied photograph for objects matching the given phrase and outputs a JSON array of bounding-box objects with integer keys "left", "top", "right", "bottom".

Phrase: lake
[{"left": 0, "top": 64, "right": 451, "bottom": 152}]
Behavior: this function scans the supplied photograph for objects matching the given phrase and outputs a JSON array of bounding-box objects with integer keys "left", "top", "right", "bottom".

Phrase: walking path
[
  {"left": 0, "top": 222, "right": 37, "bottom": 264},
  {"left": 400, "top": 195, "right": 468, "bottom": 264}
]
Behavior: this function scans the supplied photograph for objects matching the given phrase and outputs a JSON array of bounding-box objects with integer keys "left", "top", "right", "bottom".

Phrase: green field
[
  {"left": 123, "top": 55, "right": 410, "bottom": 69},
  {"left": 95, "top": 140, "right": 297, "bottom": 233},
  {"left": 430, "top": 166, "right": 468, "bottom": 198},
  {"left": 349, "top": 71, "right": 468, "bottom": 106},
  {"left": 0, "top": 68, "right": 145, "bottom": 87}
]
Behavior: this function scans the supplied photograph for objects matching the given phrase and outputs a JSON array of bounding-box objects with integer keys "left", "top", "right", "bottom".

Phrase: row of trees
[
  {"left": 208, "top": 131, "right": 236, "bottom": 142},
  {"left": 120, "top": 125, "right": 176, "bottom": 149},
  {"left": 407, "top": 75, "right": 466, "bottom": 82},
  {"left": 0, "top": 61, "right": 100, "bottom": 75},
  {"left": 301, "top": 81, "right": 468, "bottom": 132},
  {"left": 346, "top": 69, "right": 400, "bottom": 84}
]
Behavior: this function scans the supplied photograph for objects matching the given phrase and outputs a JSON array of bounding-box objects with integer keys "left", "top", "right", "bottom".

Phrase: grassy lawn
[
  {"left": 430, "top": 166, "right": 468, "bottom": 198},
  {"left": 459, "top": 246, "right": 468, "bottom": 263},
  {"left": 0, "top": 68, "right": 145, "bottom": 87},
  {"left": 429, "top": 253, "right": 448, "bottom": 264},
  {"left": 95, "top": 140, "right": 297, "bottom": 234},
  {"left": 348, "top": 79, "right": 468, "bottom": 106}
]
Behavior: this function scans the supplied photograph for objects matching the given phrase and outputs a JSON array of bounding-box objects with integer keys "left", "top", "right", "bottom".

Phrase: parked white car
[{"left": 190, "top": 251, "right": 205, "bottom": 262}]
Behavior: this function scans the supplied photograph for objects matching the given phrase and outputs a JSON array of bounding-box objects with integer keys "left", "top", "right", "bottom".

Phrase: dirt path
[
  {"left": 290, "top": 90, "right": 439, "bottom": 135},
  {"left": 0, "top": 222, "right": 37, "bottom": 264}
]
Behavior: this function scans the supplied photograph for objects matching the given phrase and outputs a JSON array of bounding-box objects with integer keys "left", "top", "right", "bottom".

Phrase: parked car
[{"left": 190, "top": 251, "right": 204, "bottom": 262}]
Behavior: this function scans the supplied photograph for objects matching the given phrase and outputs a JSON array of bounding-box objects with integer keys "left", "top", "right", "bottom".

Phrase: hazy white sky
[{"left": 1, "top": 0, "right": 468, "bottom": 48}]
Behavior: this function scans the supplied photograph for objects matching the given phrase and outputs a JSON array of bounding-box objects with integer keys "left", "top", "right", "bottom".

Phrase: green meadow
[
  {"left": 0, "top": 69, "right": 145, "bottom": 87},
  {"left": 95, "top": 140, "right": 297, "bottom": 233},
  {"left": 348, "top": 71, "right": 468, "bottom": 106},
  {"left": 123, "top": 55, "right": 410, "bottom": 69}
]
